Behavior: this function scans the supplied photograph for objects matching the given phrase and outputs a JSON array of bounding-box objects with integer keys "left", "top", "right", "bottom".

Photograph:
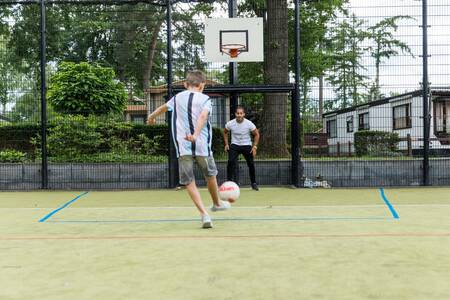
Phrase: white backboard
[{"left": 204, "top": 18, "right": 264, "bottom": 63}]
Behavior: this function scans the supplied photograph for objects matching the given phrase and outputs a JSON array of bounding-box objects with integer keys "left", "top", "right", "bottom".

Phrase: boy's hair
[
  {"left": 185, "top": 70, "right": 206, "bottom": 87},
  {"left": 236, "top": 105, "right": 246, "bottom": 113}
]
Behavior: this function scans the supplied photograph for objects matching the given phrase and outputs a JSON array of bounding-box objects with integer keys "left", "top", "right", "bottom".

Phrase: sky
[{"left": 315, "top": 0, "right": 450, "bottom": 103}]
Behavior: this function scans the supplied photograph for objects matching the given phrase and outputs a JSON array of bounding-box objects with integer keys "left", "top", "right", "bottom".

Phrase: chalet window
[
  {"left": 358, "top": 113, "right": 369, "bottom": 130},
  {"left": 346, "top": 116, "right": 354, "bottom": 133},
  {"left": 131, "top": 115, "right": 146, "bottom": 124},
  {"left": 393, "top": 104, "right": 411, "bottom": 130},
  {"left": 326, "top": 119, "right": 337, "bottom": 138}
]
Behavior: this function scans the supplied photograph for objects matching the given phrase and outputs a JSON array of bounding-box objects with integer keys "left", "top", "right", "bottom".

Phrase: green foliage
[
  {"left": 327, "top": 14, "right": 369, "bottom": 109},
  {"left": 5, "top": 117, "right": 224, "bottom": 162},
  {"left": 47, "top": 62, "right": 127, "bottom": 116},
  {"left": 0, "top": 123, "right": 40, "bottom": 155},
  {"left": 354, "top": 130, "right": 401, "bottom": 157},
  {"left": 0, "top": 149, "right": 26, "bottom": 163},
  {"left": 365, "top": 16, "right": 415, "bottom": 101}
]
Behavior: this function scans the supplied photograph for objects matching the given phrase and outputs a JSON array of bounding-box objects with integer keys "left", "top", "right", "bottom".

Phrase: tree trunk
[
  {"left": 260, "top": 0, "right": 289, "bottom": 157},
  {"left": 143, "top": 17, "right": 164, "bottom": 91}
]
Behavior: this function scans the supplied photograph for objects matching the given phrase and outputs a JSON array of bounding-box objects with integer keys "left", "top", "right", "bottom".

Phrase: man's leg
[
  {"left": 242, "top": 145, "right": 257, "bottom": 187},
  {"left": 227, "top": 144, "right": 240, "bottom": 182}
]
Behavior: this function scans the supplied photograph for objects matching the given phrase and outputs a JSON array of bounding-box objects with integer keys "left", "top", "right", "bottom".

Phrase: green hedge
[
  {"left": 354, "top": 130, "right": 401, "bottom": 157},
  {"left": 0, "top": 124, "right": 40, "bottom": 155},
  {"left": 0, "top": 121, "right": 225, "bottom": 162}
]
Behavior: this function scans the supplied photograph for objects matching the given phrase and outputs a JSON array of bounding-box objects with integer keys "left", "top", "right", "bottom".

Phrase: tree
[
  {"left": 327, "top": 14, "right": 368, "bottom": 109},
  {"left": 366, "top": 16, "right": 414, "bottom": 101},
  {"left": 47, "top": 62, "right": 127, "bottom": 116},
  {"left": 258, "top": 0, "right": 290, "bottom": 156},
  {"left": 239, "top": 0, "right": 346, "bottom": 154},
  {"left": 5, "top": 3, "right": 214, "bottom": 94}
]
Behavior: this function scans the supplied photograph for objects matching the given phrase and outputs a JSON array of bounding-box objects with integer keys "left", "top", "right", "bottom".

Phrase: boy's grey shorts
[{"left": 178, "top": 155, "right": 218, "bottom": 185}]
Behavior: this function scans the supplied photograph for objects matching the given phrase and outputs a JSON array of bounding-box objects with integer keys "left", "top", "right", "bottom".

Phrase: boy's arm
[
  {"left": 147, "top": 104, "right": 169, "bottom": 125},
  {"left": 185, "top": 109, "right": 209, "bottom": 142}
]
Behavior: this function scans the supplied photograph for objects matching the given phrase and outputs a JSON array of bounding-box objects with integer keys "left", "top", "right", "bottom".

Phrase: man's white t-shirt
[
  {"left": 225, "top": 118, "right": 256, "bottom": 146},
  {"left": 166, "top": 90, "right": 213, "bottom": 157}
]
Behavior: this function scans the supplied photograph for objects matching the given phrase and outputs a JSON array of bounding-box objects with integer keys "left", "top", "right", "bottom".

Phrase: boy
[{"left": 147, "top": 70, "right": 229, "bottom": 228}]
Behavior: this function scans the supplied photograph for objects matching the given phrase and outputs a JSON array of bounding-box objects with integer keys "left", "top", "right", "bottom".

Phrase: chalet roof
[{"left": 126, "top": 105, "right": 147, "bottom": 112}]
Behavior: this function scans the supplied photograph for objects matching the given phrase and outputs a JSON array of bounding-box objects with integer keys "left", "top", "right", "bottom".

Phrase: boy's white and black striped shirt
[{"left": 166, "top": 90, "right": 213, "bottom": 157}]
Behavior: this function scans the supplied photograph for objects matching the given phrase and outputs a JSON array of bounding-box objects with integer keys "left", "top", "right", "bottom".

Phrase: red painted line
[{"left": 1, "top": 233, "right": 450, "bottom": 241}]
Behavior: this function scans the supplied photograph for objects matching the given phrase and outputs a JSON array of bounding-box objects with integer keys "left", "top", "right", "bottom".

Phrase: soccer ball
[{"left": 218, "top": 181, "right": 240, "bottom": 203}]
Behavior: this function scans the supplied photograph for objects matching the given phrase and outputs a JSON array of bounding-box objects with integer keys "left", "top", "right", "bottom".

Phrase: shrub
[
  {"left": 0, "top": 149, "right": 27, "bottom": 163},
  {"left": 47, "top": 62, "right": 127, "bottom": 116},
  {"left": 2, "top": 120, "right": 225, "bottom": 162},
  {"left": 0, "top": 124, "right": 40, "bottom": 154},
  {"left": 354, "top": 130, "right": 401, "bottom": 157}
]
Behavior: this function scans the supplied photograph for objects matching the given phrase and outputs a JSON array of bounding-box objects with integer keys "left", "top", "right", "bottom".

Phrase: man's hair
[
  {"left": 235, "top": 106, "right": 246, "bottom": 113},
  {"left": 185, "top": 70, "right": 206, "bottom": 87}
]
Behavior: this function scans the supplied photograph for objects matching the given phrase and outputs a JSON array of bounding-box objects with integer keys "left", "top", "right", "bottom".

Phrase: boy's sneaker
[
  {"left": 210, "top": 200, "right": 231, "bottom": 212},
  {"left": 202, "top": 215, "right": 213, "bottom": 229},
  {"left": 251, "top": 183, "right": 259, "bottom": 191}
]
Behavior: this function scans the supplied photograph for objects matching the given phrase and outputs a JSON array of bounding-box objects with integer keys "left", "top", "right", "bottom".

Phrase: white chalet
[{"left": 323, "top": 88, "right": 450, "bottom": 155}]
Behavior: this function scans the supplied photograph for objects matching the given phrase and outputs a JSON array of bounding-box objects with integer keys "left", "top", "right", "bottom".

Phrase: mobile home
[{"left": 323, "top": 88, "right": 450, "bottom": 155}]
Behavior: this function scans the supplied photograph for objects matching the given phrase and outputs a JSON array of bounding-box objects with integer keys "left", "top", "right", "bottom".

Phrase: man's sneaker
[
  {"left": 251, "top": 183, "right": 259, "bottom": 191},
  {"left": 210, "top": 200, "right": 231, "bottom": 212},
  {"left": 202, "top": 214, "right": 213, "bottom": 229}
]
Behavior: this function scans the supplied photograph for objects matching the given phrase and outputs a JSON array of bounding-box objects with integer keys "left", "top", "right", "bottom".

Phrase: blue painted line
[
  {"left": 379, "top": 188, "right": 399, "bottom": 219},
  {"left": 39, "top": 191, "right": 89, "bottom": 222},
  {"left": 46, "top": 216, "right": 390, "bottom": 224}
]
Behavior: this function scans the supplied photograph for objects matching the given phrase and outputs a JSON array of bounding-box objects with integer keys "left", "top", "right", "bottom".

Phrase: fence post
[
  {"left": 40, "top": 0, "right": 48, "bottom": 189},
  {"left": 407, "top": 134, "right": 412, "bottom": 156},
  {"left": 166, "top": 0, "right": 178, "bottom": 188},
  {"left": 422, "top": 0, "right": 430, "bottom": 186},
  {"left": 337, "top": 142, "right": 340, "bottom": 157},
  {"left": 291, "top": 0, "right": 301, "bottom": 187},
  {"left": 348, "top": 141, "right": 351, "bottom": 157}
]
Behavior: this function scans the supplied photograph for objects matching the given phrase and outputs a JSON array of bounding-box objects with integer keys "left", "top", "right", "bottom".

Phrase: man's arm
[
  {"left": 185, "top": 109, "right": 209, "bottom": 142},
  {"left": 251, "top": 128, "right": 260, "bottom": 156},
  {"left": 223, "top": 128, "right": 230, "bottom": 151},
  {"left": 147, "top": 104, "right": 168, "bottom": 125}
]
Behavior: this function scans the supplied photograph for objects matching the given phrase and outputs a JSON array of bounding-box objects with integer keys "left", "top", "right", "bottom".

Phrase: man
[
  {"left": 147, "top": 70, "right": 230, "bottom": 229},
  {"left": 223, "top": 106, "right": 260, "bottom": 191}
]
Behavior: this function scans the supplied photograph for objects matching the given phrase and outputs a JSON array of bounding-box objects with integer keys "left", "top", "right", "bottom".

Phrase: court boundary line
[
  {"left": 379, "top": 188, "right": 400, "bottom": 219},
  {"left": 45, "top": 216, "right": 390, "bottom": 224},
  {"left": 2, "top": 232, "right": 450, "bottom": 240},
  {"left": 38, "top": 191, "right": 89, "bottom": 222},
  {"left": 7, "top": 203, "right": 450, "bottom": 210}
]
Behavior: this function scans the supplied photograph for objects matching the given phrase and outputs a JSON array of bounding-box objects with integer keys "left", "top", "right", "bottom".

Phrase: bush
[
  {"left": 0, "top": 124, "right": 40, "bottom": 154},
  {"left": 47, "top": 62, "right": 127, "bottom": 116},
  {"left": 0, "top": 149, "right": 27, "bottom": 163},
  {"left": 1, "top": 120, "right": 225, "bottom": 162},
  {"left": 354, "top": 130, "right": 401, "bottom": 157}
]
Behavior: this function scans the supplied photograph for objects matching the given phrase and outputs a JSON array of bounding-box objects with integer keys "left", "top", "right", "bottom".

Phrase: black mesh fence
[{"left": 1, "top": 0, "right": 450, "bottom": 189}]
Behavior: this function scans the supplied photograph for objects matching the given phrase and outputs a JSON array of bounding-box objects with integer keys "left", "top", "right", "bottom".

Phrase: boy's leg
[
  {"left": 227, "top": 145, "right": 240, "bottom": 182},
  {"left": 206, "top": 175, "right": 220, "bottom": 206},
  {"left": 179, "top": 156, "right": 208, "bottom": 215},
  {"left": 185, "top": 181, "right": 208, "bottom": 215},
  {"left": 196, "top": 156, "right": 229, "bottom": 210}
]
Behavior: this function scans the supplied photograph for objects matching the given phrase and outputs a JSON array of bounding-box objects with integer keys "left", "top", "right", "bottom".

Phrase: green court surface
[{"left": 1, "top": 187, "right": 450, "bottom": 300}]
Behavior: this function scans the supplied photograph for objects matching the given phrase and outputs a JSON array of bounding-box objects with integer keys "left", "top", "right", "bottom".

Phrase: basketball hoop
[{"left": 221, "top": 44, "right": 246, "bottom": 58}]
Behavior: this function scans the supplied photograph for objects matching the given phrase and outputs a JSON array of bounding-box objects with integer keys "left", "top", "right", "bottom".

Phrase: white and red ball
[{"left": 218, "top": 181, "right": 240, "bottom": 203}]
